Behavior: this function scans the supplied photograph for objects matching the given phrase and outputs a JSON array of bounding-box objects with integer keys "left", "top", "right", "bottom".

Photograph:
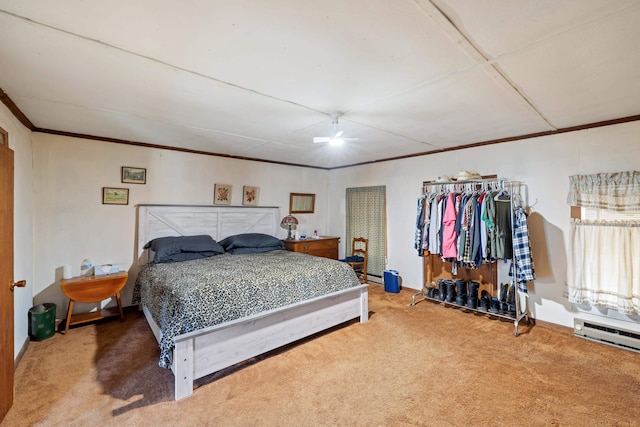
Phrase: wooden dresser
[{"left": 282, "top": 236, "right": 340, "bottom": 260}]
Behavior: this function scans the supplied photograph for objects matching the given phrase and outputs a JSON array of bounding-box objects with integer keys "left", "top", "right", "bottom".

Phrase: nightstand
[
  {"left": 60, "top": 271, "right": 128, "bottom": 334},
  {"left": 282, "top": 236, "right": 340, "bottom": 259}
]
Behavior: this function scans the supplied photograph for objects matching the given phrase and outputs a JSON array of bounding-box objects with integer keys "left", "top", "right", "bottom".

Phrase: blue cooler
[{"left": 384, "top": 270, "right": 400, "bottom": 293}]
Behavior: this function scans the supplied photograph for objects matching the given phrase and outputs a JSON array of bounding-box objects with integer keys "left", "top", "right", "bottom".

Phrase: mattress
[{"left": 133, "top": 250, "right": 360, "bottom": 368}]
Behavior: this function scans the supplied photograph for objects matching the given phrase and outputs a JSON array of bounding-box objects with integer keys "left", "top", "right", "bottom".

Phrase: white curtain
[
  {"left": 567, "top": 171, "right": 640, "bottom": 314},
  {"left": 567, "top": 170, "right": 640, "bottom": 211},
  {"left": 567, "top": 219, "right": 640, "bottom": 314}
]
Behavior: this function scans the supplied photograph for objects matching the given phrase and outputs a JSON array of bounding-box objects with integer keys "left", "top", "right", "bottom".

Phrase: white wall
[
  {"left": 19, "top": 119, "right": 640, "bottom": 347},
  {"left": 0, "top": 103, "right": 34, "bottom": 359},
  {"left": 31, "top": 133, "right": 330, "bottom": 318},
  {"left": 328, "top": 121, "right": 640, "bottom": 329}
]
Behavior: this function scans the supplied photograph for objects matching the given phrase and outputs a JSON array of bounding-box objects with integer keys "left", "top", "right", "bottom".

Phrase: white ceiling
[{"left": 1, "top": 0, "right": 639, "bottom": 168}]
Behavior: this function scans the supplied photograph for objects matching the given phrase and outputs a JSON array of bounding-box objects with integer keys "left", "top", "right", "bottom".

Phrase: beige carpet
[{"left": 4, "top": 284, "right": 639, "bottom": 426}]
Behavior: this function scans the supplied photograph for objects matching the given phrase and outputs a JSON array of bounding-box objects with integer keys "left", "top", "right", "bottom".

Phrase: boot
[
  {"left": 466, "top": 281, "right": 480, "bottom": 309},
  {"left": 506, "top": 284, "right": 516, "bottom": 316},
  {"left": 499, "top": 283, "right": 508, "bottom": 303},
  {"left": 445, "top": 280, "right": 457, "bottom": 303},
  {"left": 479, "top": 290, "right": 491, "bottom": 311},
  {"left": 455, "top": 280, "right": 467, "bottom": 306},
  {"left": 437, "top": 279, "right": 447, "bottom": 302},
  {"left": 489, "top": 297, "right": 500, "bottom": 314},
  {"left": 427, "top": 286, "right": 439, "bottom": 299}
]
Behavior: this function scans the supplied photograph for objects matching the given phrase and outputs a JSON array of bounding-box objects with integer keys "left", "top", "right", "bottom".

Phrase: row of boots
[{"left": 426, "top": 280, "right": 517, "bottom": 316}]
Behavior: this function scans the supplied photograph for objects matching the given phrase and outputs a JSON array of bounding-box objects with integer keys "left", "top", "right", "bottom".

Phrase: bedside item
[
  {"left": 62, "top": 264, "right": 73, "bottom": 279},
  {"left": 60, "top": 271, "right": 128, "bottom": 334},
  {"left": 283, "top": 236, "right": 339, "bottom": 260},
  {"left": 94, "top": 263, "right": 120, "bottom": 276},
  {"left": 280, "top": 214, "right": 299, "bottom": 239},
  {"left": 80, "top": 258, "right": 93, "bottom": 276}
]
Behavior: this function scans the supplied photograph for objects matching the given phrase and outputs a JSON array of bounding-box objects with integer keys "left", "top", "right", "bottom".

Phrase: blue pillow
[
  {"left": 144, "top": 235, "right": 225, "bottom": 263},
  {"left": 219, "top": 233, "right": 284, "bottom": 251}
]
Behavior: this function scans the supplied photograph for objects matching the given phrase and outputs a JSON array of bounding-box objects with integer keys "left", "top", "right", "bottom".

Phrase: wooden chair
[{"left": 343, "top": 237, "right": 368, "bottom": 283}]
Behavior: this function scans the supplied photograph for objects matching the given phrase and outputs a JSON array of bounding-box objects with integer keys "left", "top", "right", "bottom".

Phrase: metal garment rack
[{"left": 411, "top": 177, "right": 531, "bottom": 336}]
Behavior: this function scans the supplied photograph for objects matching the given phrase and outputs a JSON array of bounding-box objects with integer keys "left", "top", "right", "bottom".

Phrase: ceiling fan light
[{"left": 329, "top": 138, "right": 344, "bottom": 146}]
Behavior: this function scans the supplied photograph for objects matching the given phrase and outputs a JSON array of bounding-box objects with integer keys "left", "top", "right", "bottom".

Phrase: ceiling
[{"left": 1, "top": 1, "right": 639, "bottom": 169}]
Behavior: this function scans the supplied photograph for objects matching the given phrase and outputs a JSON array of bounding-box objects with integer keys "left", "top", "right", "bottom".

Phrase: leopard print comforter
[{"left": 133, "top": 250, "right": 360, "bottom": 368}]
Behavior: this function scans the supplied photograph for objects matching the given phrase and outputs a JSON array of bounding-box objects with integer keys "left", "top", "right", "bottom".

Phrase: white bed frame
[{"left": 136, "top": 205, "right": 369, "bottom": 400}]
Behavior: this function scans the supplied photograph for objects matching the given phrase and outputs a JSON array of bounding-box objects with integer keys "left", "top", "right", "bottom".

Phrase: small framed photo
[
  {"left": 214, "top": 184, "right": 232, "bottom": 205},
  {"left": 121, "top": 166, "right": 146, "bottom": 184},
  {"left": 243, "top": 186, "right": 259, "bottom": 206},
  {"left": 102, "top": 187, "right": 129, "bottom": 205}
]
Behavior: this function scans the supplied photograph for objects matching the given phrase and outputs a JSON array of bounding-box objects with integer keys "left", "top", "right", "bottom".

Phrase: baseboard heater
[{"left": 574, "top": 318, "right": 640, "bottom": 353}]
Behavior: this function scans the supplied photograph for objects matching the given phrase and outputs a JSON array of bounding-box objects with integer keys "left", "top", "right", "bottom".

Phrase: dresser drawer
[{"left": 282, "top": 237, "right": 340, "bottom": 260}]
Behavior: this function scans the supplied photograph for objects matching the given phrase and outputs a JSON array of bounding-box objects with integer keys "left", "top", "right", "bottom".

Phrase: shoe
[
  {"left": 489, "top": 297, "right": 500, "bottom": 314},
  {"left": 499, "top": 283, "right": 508, "bottom": 303},
  {"left": 467, "top": 281, "right": 480, "bottom": 309},
  {"left": 427, "top": 286, "right": 439, "bottom": 299},
  {"left": 454, "top": 280, "right": 467, "bottom": 306},
  {"left": 499, "top": 301, "right": 508, "bottom": 314},
  {"left": 445, "top": 280, "right": 457, "bottom": 303},
  {"left": 438, "top": 279, "right": 447, "bottom": 301},
  {"left": 506, "top": 284, "right": 515, "bottom": 305},
  {"left": 479, "top": 290, "right": 491, "bottom": 311}
]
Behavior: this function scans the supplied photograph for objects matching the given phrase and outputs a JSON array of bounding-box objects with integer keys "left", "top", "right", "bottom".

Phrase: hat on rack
[
  {"left": 456, "top": 170, "right": 482, "bottom": 181},
  {"left": 435, "top": 175, "right": 453, "bottom": 183}
]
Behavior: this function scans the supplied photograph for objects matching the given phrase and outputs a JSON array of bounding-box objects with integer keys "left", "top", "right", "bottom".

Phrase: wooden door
[{"left": 0, "top": 129, "right": 14, "bottom": 422}]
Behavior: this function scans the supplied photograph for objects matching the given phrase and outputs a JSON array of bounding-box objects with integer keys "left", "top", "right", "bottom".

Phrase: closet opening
[{"left": 345, "top": 186, "right": 387, "bottom": 283}]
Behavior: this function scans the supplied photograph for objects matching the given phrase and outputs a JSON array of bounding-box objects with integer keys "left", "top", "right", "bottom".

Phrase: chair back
[{"left": 352, "top": 237, "right": 368, "bottom": 259}]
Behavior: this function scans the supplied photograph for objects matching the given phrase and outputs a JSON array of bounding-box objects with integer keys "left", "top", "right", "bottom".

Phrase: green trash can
[{"left": 29, "top": 303, "right": 56, "bottom": 341}]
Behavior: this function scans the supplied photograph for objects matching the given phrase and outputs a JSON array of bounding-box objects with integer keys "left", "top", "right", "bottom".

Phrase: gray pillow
[
  {"left": 219, "top": 233, "right": 284, "bottom": 251},
  {"left": 144, "top": 235, "right": 225, "bottom": 263}
]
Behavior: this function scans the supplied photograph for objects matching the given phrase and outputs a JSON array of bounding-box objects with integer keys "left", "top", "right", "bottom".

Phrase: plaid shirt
[{"left": 510, "top": 206, "right": 535, "bottom": 292}]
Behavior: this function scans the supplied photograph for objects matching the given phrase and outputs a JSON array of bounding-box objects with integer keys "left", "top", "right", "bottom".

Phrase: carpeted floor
[{"left": 3, "top": 284, "right": 639, "bottom": 426}]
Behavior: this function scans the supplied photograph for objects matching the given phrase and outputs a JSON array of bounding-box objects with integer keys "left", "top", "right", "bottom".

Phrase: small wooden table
[{"left": 60, "top": 271, "right": 128, "bottom": 334}]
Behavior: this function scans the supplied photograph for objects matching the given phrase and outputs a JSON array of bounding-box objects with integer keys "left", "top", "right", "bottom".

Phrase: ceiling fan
[{"left": 313, "top": 114, "right": 357, "bottom": 146}]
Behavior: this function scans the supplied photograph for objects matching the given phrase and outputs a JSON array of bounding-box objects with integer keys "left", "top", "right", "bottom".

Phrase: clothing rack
[{"left": 412, "top": 177, "right": 531, "bottom": 336}]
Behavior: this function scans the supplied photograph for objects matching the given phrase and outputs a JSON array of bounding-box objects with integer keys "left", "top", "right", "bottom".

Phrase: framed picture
[
  {"left": 102, "top": 187, "right": 129, "bottom": 205},
  {"left": 121, "top": 166, "right": 146, "bottom": 184},
  {"left": 242, "top": 186, "right": 259, "bottom": 206},
  {"left": 290, "top": 193, "right": 315, "bottom": 214},
  {"left": 214, "top": 184, "right": 232, "bottom": 205}
]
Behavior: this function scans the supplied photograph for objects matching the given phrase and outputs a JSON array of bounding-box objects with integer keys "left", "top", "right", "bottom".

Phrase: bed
[{"left": 134, "top": 205, "right": 369, "bottom": 400}]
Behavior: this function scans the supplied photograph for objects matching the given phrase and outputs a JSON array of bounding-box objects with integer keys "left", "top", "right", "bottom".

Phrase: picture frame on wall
[
  {"left": 242, "top": 186, "right": 259, "bottom": 206},
  {"left": 102, "top": 187, "right": 129, "bottom": 205},
  {"left": 214, "top": 183, "right": 232, "bottom": 205},
  {"left": 121, "top": 166, "right": 146, "bottom": 184}
]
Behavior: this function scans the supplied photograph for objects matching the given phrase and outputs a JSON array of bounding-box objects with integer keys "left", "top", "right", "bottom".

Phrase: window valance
[{"left": 567, "top": 171, "right": 640, "bottom": 212}]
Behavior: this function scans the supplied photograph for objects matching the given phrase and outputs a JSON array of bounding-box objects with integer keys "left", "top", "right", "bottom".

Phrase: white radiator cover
[{"left": 574, "top": 318, "right": 640, "bottom": 353}]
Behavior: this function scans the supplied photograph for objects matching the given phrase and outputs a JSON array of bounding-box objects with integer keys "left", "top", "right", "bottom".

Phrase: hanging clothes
[
  {"left": 415, "top": 180, "right": 534, "bottom": 280},
  {"left": 494, "top": 193, "right": 513, "bottom": 260},
  {"left": 414, "top": 195, "right": 427, "bottom": 255},
  {"left": 509, "top": 206, "right": 536, "bottom": 292},
  {"left": 441, "top": 192, "right": 458, "bottom": 258}
]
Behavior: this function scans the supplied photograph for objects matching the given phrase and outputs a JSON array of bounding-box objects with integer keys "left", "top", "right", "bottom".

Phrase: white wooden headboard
[{"left": 137, "top": 205, "right": 280, "bottom": 264}]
